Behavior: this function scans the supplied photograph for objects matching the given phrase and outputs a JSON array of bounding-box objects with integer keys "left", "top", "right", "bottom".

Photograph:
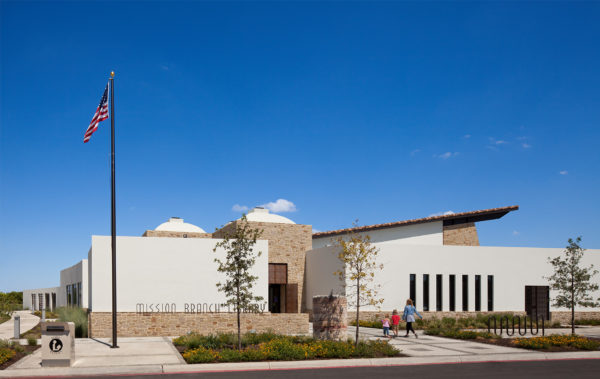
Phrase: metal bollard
[
  {"left": 14, "top": 315, "right": 20, "bottom": 339},
  {"left": 42, "top": 308, "right": 46, "bottom": 322}
]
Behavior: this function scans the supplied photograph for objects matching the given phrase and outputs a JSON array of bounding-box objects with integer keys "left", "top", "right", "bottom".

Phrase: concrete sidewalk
[
  {"left": 2, "top": 333, "right": 600, "bottom": 377},
  {"left": 0, "top": 311, "right": 39, "bottom": 340}
]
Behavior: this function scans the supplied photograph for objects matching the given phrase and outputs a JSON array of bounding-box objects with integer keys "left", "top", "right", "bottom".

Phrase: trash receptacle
[{"left": 41, "top": 322, "right": 75, "bottom": 367}]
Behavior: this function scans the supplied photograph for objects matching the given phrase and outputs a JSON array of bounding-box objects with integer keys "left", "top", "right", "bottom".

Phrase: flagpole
[{"left": 110, "top": 71, "right": 118, "bottom": 349}]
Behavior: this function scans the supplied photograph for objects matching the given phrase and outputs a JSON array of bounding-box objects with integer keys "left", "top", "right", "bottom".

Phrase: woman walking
[{"left": 402, "top": 299, "right": 422, "bottom": 338}]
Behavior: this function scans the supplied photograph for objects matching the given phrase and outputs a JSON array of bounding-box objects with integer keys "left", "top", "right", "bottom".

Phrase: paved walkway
[
  {"left": 9, "top": 337, "right": 184, "bottom": 370},
  {"left": 0, "top": 311, "right": 39, "bottom": 340},
  {"left": 351, "top": 326, "right": 536, "bottom": 357}
]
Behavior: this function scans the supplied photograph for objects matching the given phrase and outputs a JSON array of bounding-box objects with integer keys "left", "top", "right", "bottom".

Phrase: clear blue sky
[{"left": 1, "top": 2, "right": 599, "bottom": 292}]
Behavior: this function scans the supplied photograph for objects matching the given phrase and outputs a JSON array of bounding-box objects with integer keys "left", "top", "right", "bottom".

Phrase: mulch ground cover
[{"left": 0, "top": 345, "right": 40, "bottom": 370}]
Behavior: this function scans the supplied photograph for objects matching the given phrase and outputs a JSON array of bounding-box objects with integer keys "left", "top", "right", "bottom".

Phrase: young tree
[
  {"left": 214, "top": 215, "right": 264, "bottom": 349},
  {"left": 334, "top": 224, "right": 384, "bottom": 347},
  {"left": 545, "top": 237, "right": 599, "bottom": 335}
]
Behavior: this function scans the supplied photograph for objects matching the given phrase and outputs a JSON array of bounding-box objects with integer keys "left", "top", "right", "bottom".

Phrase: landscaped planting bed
[
  {"left": 0, "top": 340, "right": 39, "bottom": 370},
  {"left": 511, "top": 335, "right": 600, "bottom": 351},
  {"left": 424, "top": 328, "right": 600, "bottom": 352},
  {"left": 173, "top": 332, "right": 402, "bottom": 363}
]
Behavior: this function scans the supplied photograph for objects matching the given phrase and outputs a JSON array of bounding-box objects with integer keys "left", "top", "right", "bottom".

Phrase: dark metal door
[{"left": 525, "top": 286, "right": 550, "bottom": 319}]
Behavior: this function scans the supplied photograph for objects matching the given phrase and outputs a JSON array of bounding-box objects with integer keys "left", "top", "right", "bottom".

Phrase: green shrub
[
  {"left": 349, "top": 319, "right": 383, "bottom": 329},
  {"left": 33, "top": 310, "right": 59, "bottom": 319},
  {"left": 56, "top": 307, "right": 88, "bottom": 338},
  {"left": 574, "top": 319, "right": 600, "bottom": 326},
  {"left": 0, "top": 347, "right": 16, "bottom": 366},
  {"left": 183, "top": 346, "right": 216, "bottom": 363},
  {"left": 262, "top": 338, "right": 306, "bottom": 360},
  {"left": 513, "top": 335, "right": 600, "bottom": 350},
  {"left": 27, "top": 336, "right": 37, "bottom": 346}
]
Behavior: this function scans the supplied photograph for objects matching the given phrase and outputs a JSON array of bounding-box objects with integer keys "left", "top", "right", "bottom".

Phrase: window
[
  {"left": 409, "top": 274, "right": 416, "bottom": 307},
  {"left": 423, "top": 274, "right": 430, "bottom": 311},
  {"left": 436, "top": 274, "right": 443, "bottom": 311},
  {"left": 475, "top": 275, "right": 481, "bottom": 311},
  {"left": 487, "top": 275, "right": 494, "bottom": 311},
  {"left": 31, "top": 294, "right": 36, "bottom": 311},
  {"left": 268, "top": 264, "right": 288, "bottom": 284},
  {"left": 77, "top": 282, "right": 82, "bottom": 307},
  {"left": 462, "top": 275, "right": 469, "bottom": 311},
  {"left": 449, "top": 275, "right": 456, "bottom": 311}
]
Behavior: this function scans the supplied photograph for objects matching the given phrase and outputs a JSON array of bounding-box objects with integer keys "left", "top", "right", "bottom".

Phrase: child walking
[
  {"left": 381, "top": 315, "right": 391, "bottom": 338},
  {"left": 402, "top": 299, "right": 422, "bottom": 338},
  {"left": 391, "top": 309, "right": 400, "bottom": 338}
]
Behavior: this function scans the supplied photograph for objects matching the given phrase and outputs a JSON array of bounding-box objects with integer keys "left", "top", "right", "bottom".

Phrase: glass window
[
  {"left": 77, "top": 282, "right": 82, "bottom": 307},
  {"left": 409, "top": 274, "right": 416, "bottom": 308},
  {"left": 436, "top": 274, "right": 443, "bottom": 311},
  {"left": 475, "top": 275, "right": 481, "bottom": 311},
  {"left": 462, "top": 275, "right": 469, "bottom": 311},
  {"left": 487, "top": 275, "right": 494, "bottom": 311},
  {"left": 449, "top": 275, "right": 456, "bottom": 311},
  {"left": 423, "top": 274, "right": 430, "bottom": 311}
]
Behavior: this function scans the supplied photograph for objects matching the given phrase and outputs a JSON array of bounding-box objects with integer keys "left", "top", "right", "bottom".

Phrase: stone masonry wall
[
  {"left": 142, "top": 230, "right": 213, "bottom": 238},
  {"left": 548, "top": 311, "right": 600, "bottom": 323},
  {"left": 443, "top": 223, "right": 479, "bottom": 246},
  {"left": 347, "top": 310, "right": 600, "bottom": 323},
  {"left": 89, "top": 312, "right": 310, "bottom": 337},
  {"left": 213, "top": 221, "right": 313, "bottom": 313}
]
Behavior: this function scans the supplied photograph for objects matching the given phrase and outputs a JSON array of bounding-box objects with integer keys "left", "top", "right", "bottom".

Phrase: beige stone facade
[
  {"left": 312, "top": 295, "right": 348, "bottom": 340},
  {"left": 548, "top": 311, "right": 600, "bottom": 323},
  {"left": 443, "top": 223, "right": 479, "bottom": 246},
  {"left": 213, "top": 221, "right": 312, "bottom": 313},
  {"left": 88, "top": 312, "right": 309, "bottom": 337}
]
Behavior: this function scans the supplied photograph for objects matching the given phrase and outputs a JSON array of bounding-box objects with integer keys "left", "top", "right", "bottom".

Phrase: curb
[{"left": 2, "top": 352, "right": 600, "bottom": 378}]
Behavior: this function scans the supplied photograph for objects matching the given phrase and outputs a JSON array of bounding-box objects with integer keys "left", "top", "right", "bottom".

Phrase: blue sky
[{"left": 1, "top": 2, "right": 599, "bottom": 292}]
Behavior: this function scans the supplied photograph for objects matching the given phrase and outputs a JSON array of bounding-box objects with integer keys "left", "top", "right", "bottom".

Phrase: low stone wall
[
  {"left": 549, "top": 311, "right": 600, "bottom": 323},
  {"left": 89, "top": 312, "right": 310, "bottom": 337},
  {"left": 347, "top": 310, "right": 600, "bottom": 323}
]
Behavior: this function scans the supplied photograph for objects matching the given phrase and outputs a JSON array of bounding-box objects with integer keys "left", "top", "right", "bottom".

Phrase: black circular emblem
[{"left": 49, "top": 338, "right": 63, "bottom": 353}]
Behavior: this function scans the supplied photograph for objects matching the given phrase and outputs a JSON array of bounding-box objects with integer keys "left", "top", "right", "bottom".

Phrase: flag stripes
[{"left": 83, "top": 83, "right": 109, "bottom": 143}]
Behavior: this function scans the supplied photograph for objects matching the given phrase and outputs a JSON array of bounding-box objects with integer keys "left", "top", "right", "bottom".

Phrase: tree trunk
[
  {"left": 355, "top": 278, "right": 360, "bottom": 348},
  {"left": 237, "top": 307, "right": 241, "bottom": 350},
  {"left": 237, "top": 289, "right": 242, "bottom": 350},
  {"left": 571, "top": 273, "right": 575, "bottom": 335}
]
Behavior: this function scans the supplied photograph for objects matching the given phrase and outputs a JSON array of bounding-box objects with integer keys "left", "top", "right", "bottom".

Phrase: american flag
[{"left": 83, "top": 83, "right": 109, "bottom": 143}]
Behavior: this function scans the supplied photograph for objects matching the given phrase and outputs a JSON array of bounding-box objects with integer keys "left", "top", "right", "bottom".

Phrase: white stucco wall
[
  {"left": 22, "top": 287, "right": 59, "bottom": 310},
  {"left": 88, "top": 236, "right": 269, "bottom": 312},
  {"left": 305, "top": 246, "right": 346, "bottom": 310},
  {"left": 312, "top": 221, "right": 443, "bottom": 249},
  {"left": 59, "top": 260, "right": 89, "bottom": 308},
  {"left": 305, "top": 243, "right": 600, "bottom": 313}
]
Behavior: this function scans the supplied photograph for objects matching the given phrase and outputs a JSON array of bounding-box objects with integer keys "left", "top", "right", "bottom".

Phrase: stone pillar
[{"left": 312, "top": 295, "right": 347, "bottom": 341}]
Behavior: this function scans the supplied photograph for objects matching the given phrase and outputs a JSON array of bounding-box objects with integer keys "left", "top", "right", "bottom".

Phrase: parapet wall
[{"left": 88, "top": 312, "right": 310, "bottom": 337}]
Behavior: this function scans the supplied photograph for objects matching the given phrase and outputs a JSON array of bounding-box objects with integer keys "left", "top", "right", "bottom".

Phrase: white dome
[
  {"left": 241, "top": 208, "right": 295, "bottom": 224},
  {"left": 155, "top": 217, "right": 206, "bottom": 233}
]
